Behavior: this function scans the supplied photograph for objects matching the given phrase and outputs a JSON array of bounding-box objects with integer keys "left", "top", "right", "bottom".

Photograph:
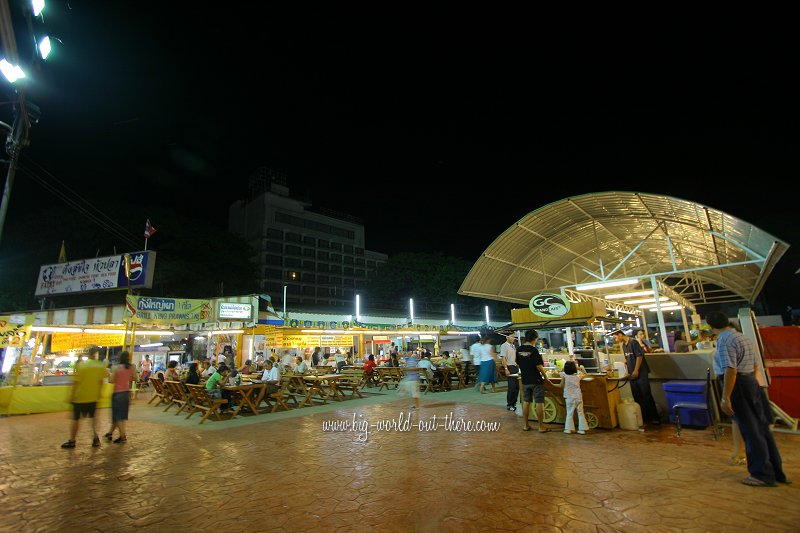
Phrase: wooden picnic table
[
  {"left": 222, "top": 383, "right": 266, "bottom": 417},
  {"left": 303, "top": 373, "right": 343, "bottom": 401}
]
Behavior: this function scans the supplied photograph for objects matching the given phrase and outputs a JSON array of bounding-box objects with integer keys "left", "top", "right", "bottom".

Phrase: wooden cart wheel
[
  {"left": 529, "top": 396, "right": 558, "bottom": 422},
  {"left": 585, "top": 411, "right": 599, "bottom": 429}
]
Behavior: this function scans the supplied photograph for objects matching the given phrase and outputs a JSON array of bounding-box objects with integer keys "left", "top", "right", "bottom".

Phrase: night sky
[{"left": 2, "top": 4, "right": 798, "bottom": 310}]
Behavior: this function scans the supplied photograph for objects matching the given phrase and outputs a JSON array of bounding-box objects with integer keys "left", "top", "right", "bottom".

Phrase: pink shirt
[{"left": 113, "top": 365, "right": 135, "bottom": 393}]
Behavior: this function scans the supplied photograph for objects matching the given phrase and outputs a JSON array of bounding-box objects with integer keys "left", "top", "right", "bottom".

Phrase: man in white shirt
[
  {"left": 200, "top": 361, "right": 216, "bottom": 378},
  {"left": 469, "top": 337, "right": 483, "bottom": 387},
  {"left": 500, "top": 333, "right": 519, "bottom": 411},
  {"left": 261, "top": 360, "right": 280, "bottom": 393},
  {"left": 418, "top": 354, "right": 438, "bottom": 379}
]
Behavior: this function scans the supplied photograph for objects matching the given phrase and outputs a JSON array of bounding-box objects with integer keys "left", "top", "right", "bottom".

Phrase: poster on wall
[{"left": 0, "top": 314, "right": 31, "bottom": 348}]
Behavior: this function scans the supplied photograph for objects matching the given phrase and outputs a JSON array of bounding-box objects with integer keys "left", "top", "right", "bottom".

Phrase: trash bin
[{"left": 662, "top": 380, "right": 710, "bottom": 427}]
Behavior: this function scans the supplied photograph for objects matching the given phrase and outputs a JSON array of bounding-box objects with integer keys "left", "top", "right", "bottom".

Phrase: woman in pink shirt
[{"left": 105, "top": 351, "right": 138, "bottom": 443}]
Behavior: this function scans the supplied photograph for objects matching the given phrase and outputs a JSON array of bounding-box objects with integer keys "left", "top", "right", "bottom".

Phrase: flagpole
[{"left": 144, "top": 237, "right": 148, "bottom": 251}]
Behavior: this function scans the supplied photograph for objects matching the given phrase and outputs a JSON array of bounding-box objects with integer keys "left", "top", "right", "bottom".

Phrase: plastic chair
[{"left": 673, "top": 367, "right": 721, "bottom": 440}]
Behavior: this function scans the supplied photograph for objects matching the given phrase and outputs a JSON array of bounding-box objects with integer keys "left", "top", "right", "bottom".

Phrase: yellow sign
[
  {"left": 0, "top": 315, "right": 31, "bottom": 348},
  {"left": 51, "top": 332, "right": 126, "bottom": 352},
  {"left": 126, "top": 295, "right": 212, "bottom": 324},
  {"left": 276, "top": 334, "right": 354, "bottom": 349}
]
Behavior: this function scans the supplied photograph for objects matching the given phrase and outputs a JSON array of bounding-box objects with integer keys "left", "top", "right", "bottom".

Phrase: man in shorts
[
  {"left": 62, "top": 346, "right": 109, "bottom": 448},
  {"left": 517, "top": 329, "right": 551, "bottom": 432}
]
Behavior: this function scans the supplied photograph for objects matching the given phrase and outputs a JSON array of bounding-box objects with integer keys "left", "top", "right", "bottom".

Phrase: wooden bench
[
  {"left": 375, "top": 367, "right": 404, "bottom": 391},
  {"left": 185, "top": 384, "right": 229, "bottom": 424},
  {"left": 163, "top": 380, "right": 191, "bottom": 415},
  {"left": 334, "top": 369, "right": 365, "bottom": 399}
]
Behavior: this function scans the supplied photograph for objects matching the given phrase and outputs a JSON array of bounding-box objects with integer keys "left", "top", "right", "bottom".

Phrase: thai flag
[{"left": 144, "top": 219, "right": 156, "bottom": 238}]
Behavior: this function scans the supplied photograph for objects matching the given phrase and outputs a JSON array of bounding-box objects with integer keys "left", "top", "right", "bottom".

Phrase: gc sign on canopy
[{"left": 529, "top": 293, "right": 571, "bottom": 319}]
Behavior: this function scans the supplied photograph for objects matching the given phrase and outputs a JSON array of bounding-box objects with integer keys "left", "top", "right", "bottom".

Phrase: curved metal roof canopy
[{"left": 459, "top": 191, "right": 789, "bottom": 308}]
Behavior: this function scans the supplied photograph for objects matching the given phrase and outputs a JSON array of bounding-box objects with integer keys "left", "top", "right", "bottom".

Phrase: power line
[{"left": 17, "top": 158, "right": 140, "bottom": 249}]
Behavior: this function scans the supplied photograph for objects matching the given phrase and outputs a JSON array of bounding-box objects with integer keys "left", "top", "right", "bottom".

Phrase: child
[{"left": 552, "top": 360, "right": 588, "bottom": 435}]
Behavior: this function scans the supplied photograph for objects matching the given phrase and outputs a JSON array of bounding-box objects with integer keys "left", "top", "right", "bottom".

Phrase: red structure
[{"left": 761, "top": 326, "right": 800, "bottom": 417}]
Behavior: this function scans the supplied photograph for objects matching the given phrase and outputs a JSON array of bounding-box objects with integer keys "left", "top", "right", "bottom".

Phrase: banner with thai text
[
  {"left": 126, "top": 295, "right": 212, "bottom": 325},
  {"left": 51, "top": 332, "right": 126, "bottom": 352},
  {"left": 35, "top": 251, "right": 156, "bottom": 296}
]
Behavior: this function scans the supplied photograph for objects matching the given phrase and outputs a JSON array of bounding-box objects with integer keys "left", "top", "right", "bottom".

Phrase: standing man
[
  {"left": 311, "top": 347, "right": 321, "bottom": 367},
  {"left": 61, "top": 346, "right": 109, "bottom": 448},
  {"left": 140, "top": 354, "right": 152, "bottom": 388},
  {"left": 469, "top": 336, "right": 483, "bottom": 388},
  {"left": 517, "top": 329, "right": 551, "bottom": 432},
  {"left": 707, "top": 311, "right": 790, "bottom": 487},
  {"left": 612, "top": 329, "right": 660, "bottom": 425},
  {"left": 500, "top": 333, "right": 519, "bottom": 411}
]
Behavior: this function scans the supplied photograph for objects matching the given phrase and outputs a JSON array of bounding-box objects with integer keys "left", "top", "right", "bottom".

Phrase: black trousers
[
  {"left": 506, "top": 365, "right": 519, "bottom": 408},
  {"left": 463, "top": 361, "right": 472, "bottom": 385},
  {"left": 630, "top": 373, "right": 659, "bottom": 423}
]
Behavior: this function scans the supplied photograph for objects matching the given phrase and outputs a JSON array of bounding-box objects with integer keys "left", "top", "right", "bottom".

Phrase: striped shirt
[{"left": 713, "top": 329, "right": 756, "bottom": 376}]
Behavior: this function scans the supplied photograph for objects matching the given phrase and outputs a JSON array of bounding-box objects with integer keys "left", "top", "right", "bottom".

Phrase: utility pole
[{"left": 0, "top": 0, "right": 34, "bottom": 247}]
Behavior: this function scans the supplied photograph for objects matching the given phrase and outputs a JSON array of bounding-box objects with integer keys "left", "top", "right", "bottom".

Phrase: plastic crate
[{"left": 662, "top": 380, "right": 710, "bottom": 426}]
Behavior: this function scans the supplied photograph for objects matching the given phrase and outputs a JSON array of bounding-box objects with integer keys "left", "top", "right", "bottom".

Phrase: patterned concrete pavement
[{"left": 0, "top": 386, "right": 798, "bottom": 532}]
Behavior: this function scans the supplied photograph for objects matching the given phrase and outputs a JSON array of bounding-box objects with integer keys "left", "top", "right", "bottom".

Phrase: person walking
[
  {"left": 707, "top": 311, "right": 791, "bottom": 487},
  {"left": 478, "top": 336, "right": 497, "bottom": 394},
  {"left": 500, "top": 333, "right": 519, "bottom": 411},
  {"left": 105, "top": 350, "right": 137, "bottom": 444},
  {"left": 61, "top": 346, "right": 108, "bottom": 448},
  {"left": 467, "top": 336, "right": 482, "bottom": 386}
]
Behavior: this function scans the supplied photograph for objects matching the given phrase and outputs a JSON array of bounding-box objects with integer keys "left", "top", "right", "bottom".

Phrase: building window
[
  {"left": 331, "top": 253, "right": 342, "bottom": 263},
  {"left": 302, "top": 274, "right": 315, "bottom": 284},
  {"left": 317, "top": 275, "right": 329, "bottom": 284},
  {"left": 343, "top": 278, "right": 354, "bottom": 287},
  {"left": 266, "top": 254, "right": 282, "bottom": 266},
  {"left": 355, "top": 247, "right": 364, "bottom": 255},
  {"left": 265, "top": 241, "right": 282, "bottom": 252},
  {"left": 285, "top": 244, "right": 301, "bottom": 256},
  {"left": 330, "top": 242, "right": 343, "bottom": 251},
  {"left": 303, "top": 248, "right": 315, "bottom": 258},
  {"left": 355, "top": 269, "right": 365, "bottom": 278},
  {"left": 367, "top": 260, "right": 376, "bottom": 268},
  {"left": 284, "top": 257, "right": 301, "bottom": 268},
  {"left": 302, "top": 260, "right": 315, "bottom": 271},
  {"left": 265, "top": 268, "right": 282, "bottom": 279},
  {"left": 317, "top": 263, "right": 329, "bottom": 273},
  {"left": 331, "top": 277, "right": 342, "bottom": 286},
  {"left": 266, "top": 228, "right": 283, "bottom": 239},
  {"left": 303, "top": 236, "right": 316, "bottom": 246},
  {"left": 318, "top": 239, "right": 329, "bottom": 249},
  {"left": 317, "top": 251, "right": 329, "bottom": 261},
  {"left": 302, "top": 286, "right": 315, "bottom": 296},
  {"left": 355, "top": 258, "right": 365, "bottom": 267},
  {"left": 344, "top": 244, "right": 354, "bottom": 254},
  {"left": 330, "top": 265, "right": 341, "bottom": 274},
  {"left": 286, "top": 271, "right": 299, "bottom": 281},
  {"left": 343, "top": 267, "right": 354, "bottom": 276},
  {"left": 343, "top": 256, "right": 354, "bottom": 265}
]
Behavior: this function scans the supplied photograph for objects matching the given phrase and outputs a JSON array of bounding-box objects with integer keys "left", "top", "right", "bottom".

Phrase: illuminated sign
[
  {"left": 529, "top": 293, "right": 571, "bottom": 318},
  {"left": 218, "top": 303, "right": 253, "bottom": 320}
]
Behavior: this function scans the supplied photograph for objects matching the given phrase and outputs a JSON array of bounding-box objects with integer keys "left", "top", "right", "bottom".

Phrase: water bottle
[{"left": 236, "top": 374, "right": 242, "bottom": 386}]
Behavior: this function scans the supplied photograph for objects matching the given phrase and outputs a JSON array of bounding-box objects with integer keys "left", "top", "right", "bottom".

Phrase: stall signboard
[
  {"left": 51, "top": 332, "right": 126, "bottom": 352},
  {"left": 126, "top": 295, "right": 212, "bottom": 324},
  {"left": 277, "top": 334, "right": 354, "bottom": 348},
  {"left": 217, "top": 302, "right": 253, "bottom": 320},
  {"left": 529, "top": 293, "right": 572, "bottom": 318},
  {"left": 0, "top": 314, "right": 31, "bottom": 348},
  {"left": 34, "top": 251, "right": 156, "bottom": 297}
]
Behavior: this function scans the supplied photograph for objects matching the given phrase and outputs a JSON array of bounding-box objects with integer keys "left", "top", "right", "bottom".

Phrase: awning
[{"left": 459, "top": 191, "right": 790, "bottom": 307}]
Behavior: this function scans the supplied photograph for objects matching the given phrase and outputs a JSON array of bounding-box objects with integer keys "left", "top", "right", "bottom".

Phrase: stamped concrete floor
[{"left": 0, "top": 387, "right": 798, "bottom": 533}]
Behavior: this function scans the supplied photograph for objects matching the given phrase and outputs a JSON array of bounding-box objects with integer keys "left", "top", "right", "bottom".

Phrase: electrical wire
[{"left": 17, "top": 157, "right": 141, "bottom": 249}]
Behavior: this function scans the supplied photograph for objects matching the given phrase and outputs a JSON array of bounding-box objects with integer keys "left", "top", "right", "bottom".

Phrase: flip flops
[
  {"left": 522, "top": 426, "right": 531, "bottom": 431},
  {"left": 741, "top": 476, "right": 777, "bottom": 487}
]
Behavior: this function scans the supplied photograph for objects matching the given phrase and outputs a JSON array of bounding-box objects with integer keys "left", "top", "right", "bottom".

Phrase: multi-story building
[{"left": 229, "top": 168, "right": 388, "bottom": 307}]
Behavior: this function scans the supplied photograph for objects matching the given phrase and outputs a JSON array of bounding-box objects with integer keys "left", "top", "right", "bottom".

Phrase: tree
[{"left": 363, "top": 251, "right": 514, "bottom": 319}]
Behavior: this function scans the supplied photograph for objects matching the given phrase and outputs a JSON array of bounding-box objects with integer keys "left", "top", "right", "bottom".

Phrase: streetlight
[
  {"left": 355, "top": 294, "right": 361, "bottom": 322},
  {"left": 409, "top": 298, "right": 414, "bottom": 324}
]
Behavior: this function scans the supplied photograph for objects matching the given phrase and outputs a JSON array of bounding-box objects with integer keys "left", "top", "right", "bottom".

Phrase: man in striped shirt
[{"left": 708, "top": 311, "right": 790, "bottom": 487}]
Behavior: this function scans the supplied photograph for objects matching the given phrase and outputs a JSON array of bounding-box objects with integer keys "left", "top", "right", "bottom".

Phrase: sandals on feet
[
  {"left": 741, "top": 476, "right": 777, "bottom": 487},
  {"left": 104, "top": 432, "right": 113, "bottom": 441},
  {"left": 61, "top": 440, "right": 76, "bottom": 449},
  {"left": 522, "top": 426, "right": 531, "bottom": 431}
]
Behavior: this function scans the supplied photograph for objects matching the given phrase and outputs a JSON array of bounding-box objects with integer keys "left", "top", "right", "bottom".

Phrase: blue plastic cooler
[{"left": 662, "top": 380, "right": 711, "bottom": 427}]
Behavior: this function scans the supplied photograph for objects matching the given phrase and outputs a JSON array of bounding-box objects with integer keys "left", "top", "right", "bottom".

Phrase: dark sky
[{"left": 2, "top": 4, "right": 798, "bottom": 309}]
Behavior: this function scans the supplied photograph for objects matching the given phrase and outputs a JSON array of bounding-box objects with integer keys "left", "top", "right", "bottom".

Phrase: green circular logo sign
[{"left": 529, "top": 293, "right": 571, "bottom": 318}]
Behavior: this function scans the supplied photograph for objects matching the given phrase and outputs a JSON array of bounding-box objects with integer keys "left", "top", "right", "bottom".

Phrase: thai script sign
[
  {"left": 0, "top": 315, "right": 30, "bottom": 348},
  {"left": 51, "top": 332, "right": 126, "bottom": 352},
  {"left": 218, "top": 302, "right": 253, "bottom": 320},
  {"left": 34, "top": 251, "right": 156, "bottom": 296},
  {"left": 126, "top": 295, "right": 212, "bottom": 324},
  {"left": 529, "top": 293, "right": 572, "bottom": 318}
]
